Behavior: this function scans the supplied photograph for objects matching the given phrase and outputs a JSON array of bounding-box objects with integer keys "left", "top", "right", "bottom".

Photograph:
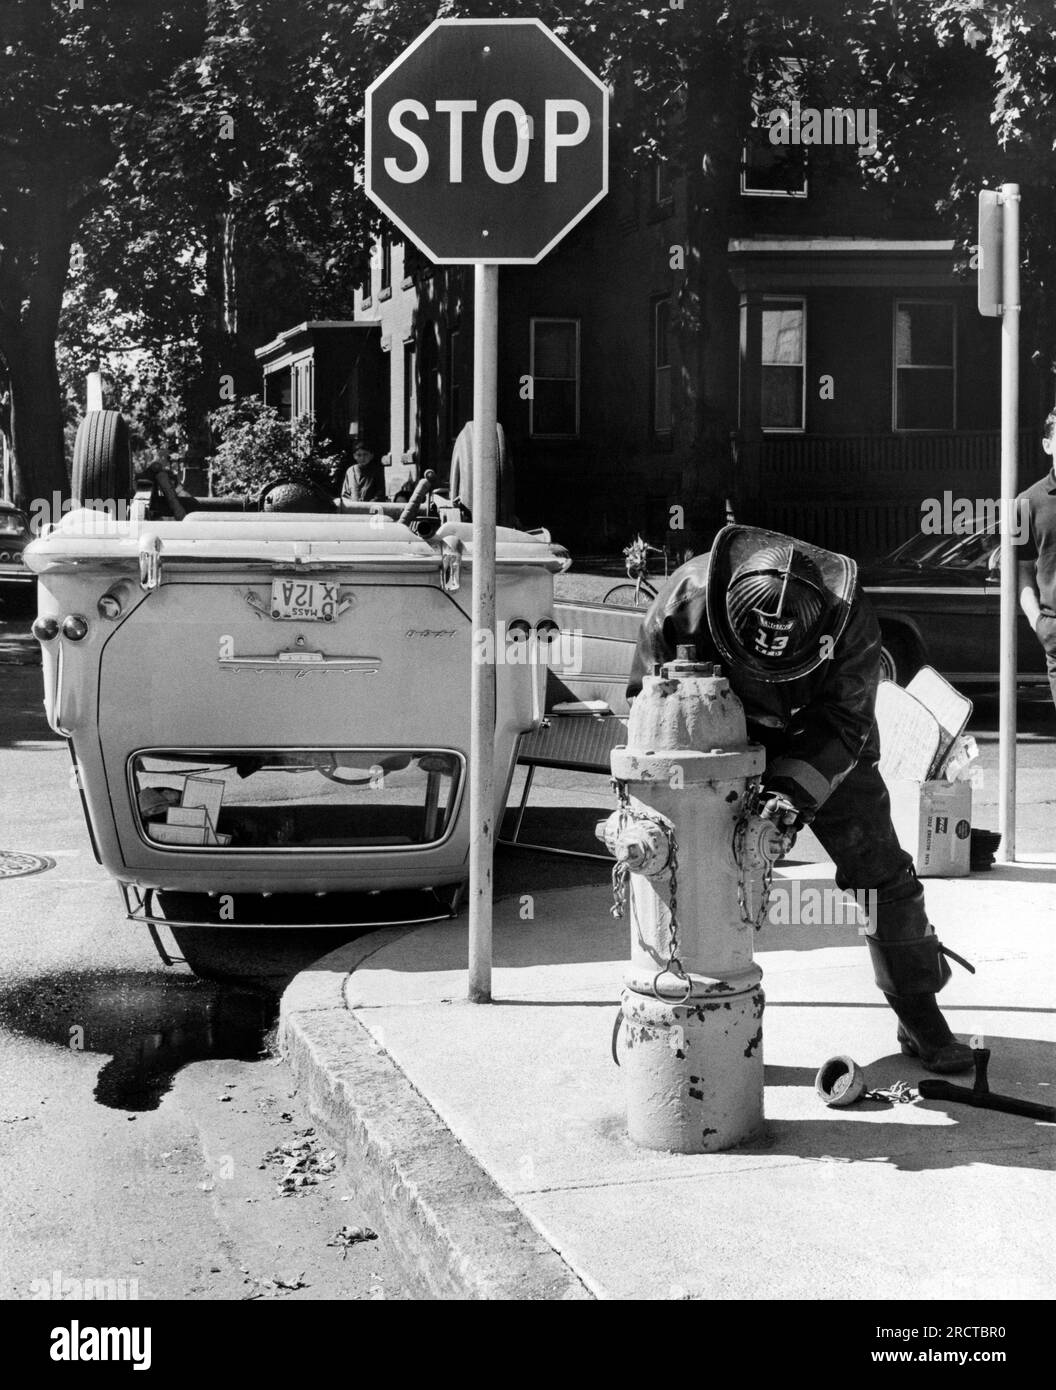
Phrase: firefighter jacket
[{"left": 627, "top": 552, "right": 884, "bottom": 821}]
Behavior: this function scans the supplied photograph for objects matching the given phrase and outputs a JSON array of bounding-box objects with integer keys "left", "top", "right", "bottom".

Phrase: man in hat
[{"left": 628, "top": 525, "right": 974, "bottom": 1073}]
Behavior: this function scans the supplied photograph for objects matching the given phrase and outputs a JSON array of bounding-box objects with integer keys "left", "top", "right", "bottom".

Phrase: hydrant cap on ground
[{"left": 815, "top": 1055, "right": 867, "bottom": 1107}]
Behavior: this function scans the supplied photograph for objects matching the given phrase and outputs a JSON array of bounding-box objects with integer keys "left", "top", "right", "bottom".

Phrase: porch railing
[{"left": 737, "top": 430, "right": 1039, "bottom": 559}]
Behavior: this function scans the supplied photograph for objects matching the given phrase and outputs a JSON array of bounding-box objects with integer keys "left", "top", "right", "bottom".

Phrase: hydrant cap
[{"left": 815, "top": 1054, "right": 867, "bottom": 1108}]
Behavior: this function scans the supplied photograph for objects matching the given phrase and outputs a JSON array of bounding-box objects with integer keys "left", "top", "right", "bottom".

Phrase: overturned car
[{"left": 26, "top": 412, "right": 568, "bottom": 977}]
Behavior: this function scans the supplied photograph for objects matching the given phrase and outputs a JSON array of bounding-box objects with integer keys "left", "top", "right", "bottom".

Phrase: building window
[
  {"left": 402, "top": 340, "right": 417, "bottom": 456},
  {"left": 893, "top": 300, "right": 956, "bottom": 431},
  {"left": 741, "top": 122, "right": 808, "bottom": 197},
  {"left": 380, "top": 237, "right": 392, "bottom": 299},
  {"left": 653, "top": 158, "right": 674, "bottom": 210},
  {"left": 653, "top": 298, "right": 673, "bottom": 436},
  {"left": 761, "top": 298, "right": 806, "bottom": 432},
  {"left": 290, "top": 357, "right": 314, "bottom": 421},
  {"left": 529, "top": 318, "right": 580, "bottom": 438},
  {"left": 447, "top": 328, "right": 463, "bottom": 438}
]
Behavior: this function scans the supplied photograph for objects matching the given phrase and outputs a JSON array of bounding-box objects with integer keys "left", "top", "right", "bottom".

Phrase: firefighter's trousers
[{"left": 768, "top": 750, "right": 952, "bottom": 997}]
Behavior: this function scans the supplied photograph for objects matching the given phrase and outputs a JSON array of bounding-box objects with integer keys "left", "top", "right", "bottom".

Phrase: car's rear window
[{"left": 129, "top": 748, "right": 462, "bottom": 851}]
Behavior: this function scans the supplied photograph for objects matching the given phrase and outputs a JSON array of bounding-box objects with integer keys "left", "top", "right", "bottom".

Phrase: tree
[
  {"left": 859, "top": 0, "right": 1056, "bottom": 408},
  {"left": 67, "top": 0, "right": 379, "bottom": 479},
  {"left": 0, "top": 0, "right": 207, "bottom": 507},
  {"left": 208, "top": 397, "right": 342, "bottom": 496}
]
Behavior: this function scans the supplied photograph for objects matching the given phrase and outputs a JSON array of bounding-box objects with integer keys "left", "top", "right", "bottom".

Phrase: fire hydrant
[{"left": 598, "top": 648, "right": 787, "bottom": 1153}]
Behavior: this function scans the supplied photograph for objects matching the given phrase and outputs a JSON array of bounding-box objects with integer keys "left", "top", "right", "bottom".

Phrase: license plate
[{"left": 270, "top": 579, "right": 339, "bottom": 622}]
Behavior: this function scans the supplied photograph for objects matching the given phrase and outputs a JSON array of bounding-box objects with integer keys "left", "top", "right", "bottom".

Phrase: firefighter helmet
[
  {"left": 704, "top": 525, "right": 858, "bottom": 682},
  {"left": 725, "top": 544, "right": 826, "bottom": 666}
]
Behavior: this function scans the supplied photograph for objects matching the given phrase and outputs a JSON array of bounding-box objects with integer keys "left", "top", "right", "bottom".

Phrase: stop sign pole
[
  {"left": 366, "top": 18, "right": 608, "bottom": 1000},
  {"left": 978, "top": 185, "right": 1021, "bottom": 863},
  {"left": 469, "top": 262, "right": 499, "bottom": 1001}
]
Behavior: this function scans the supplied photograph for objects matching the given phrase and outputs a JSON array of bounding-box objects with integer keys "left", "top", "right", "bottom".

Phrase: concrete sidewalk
[{"left": 280, "top": 853, "right": 1056, "bottom": 1301}]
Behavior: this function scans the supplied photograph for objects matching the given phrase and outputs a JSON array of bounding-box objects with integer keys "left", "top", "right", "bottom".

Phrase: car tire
[
  {"left": 448, "top": 421, "right": 514, "bottom": 524},
  {"left": 879, "top": 629, "right": 922, "bottom": 686},
  {"left": 71, "top": 410, "right": 132, "bottom": 506}
]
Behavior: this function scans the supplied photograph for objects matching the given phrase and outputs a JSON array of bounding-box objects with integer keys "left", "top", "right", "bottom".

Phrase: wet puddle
[{"left": 0, "top": 970, "right": 276, "bottom": 1111}]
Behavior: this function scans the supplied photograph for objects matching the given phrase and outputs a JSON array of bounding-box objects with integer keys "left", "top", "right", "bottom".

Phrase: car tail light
[
  {"left": 61, "top": 615, "right": 89, "bottom": 641},
  {"left": 32, "top": 616, "right": 59, "bottom": 642},
  {"left": 506, "top": 618, "right": 532, "bottom": 644},
  {"left": 535, "top": 619, "right": 561, "bottom": 646}
]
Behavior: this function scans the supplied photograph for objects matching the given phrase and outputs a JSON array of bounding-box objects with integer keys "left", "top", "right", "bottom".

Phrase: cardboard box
[
  {"left": 887, "top": 778, "right": 972, "bottom": 877},
  {"left": 181, "top": 776, "right": 225, "bottom": 827},
  {"left": 149, "top": 821, "right": 209, "bottom": 846}
]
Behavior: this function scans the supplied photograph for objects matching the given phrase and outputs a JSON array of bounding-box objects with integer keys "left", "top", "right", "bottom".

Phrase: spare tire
[
  {"left": 71, "top": 410, "right": 132, "bottom": 506},
  {"left": 448, "top": 420, "right": 514, "bottom": 525}
]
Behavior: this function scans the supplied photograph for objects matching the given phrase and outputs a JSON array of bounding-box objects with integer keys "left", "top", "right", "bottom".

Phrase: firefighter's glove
[{"left": 757, "top": 790, "right": 805, "bottom": 845}]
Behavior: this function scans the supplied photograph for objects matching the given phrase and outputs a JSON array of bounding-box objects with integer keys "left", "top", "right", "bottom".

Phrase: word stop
[{"left": 384, "top": 98, "right": 591, "bottom": 184}]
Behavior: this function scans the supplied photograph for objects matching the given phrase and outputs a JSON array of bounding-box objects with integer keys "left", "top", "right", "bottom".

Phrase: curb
[{"left": 279, "top": 934, "right": 593, "bottom": 1301}]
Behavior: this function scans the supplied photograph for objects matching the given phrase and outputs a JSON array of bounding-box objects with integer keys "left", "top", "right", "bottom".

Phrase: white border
[{"left": 365, "top": 18, "right": 609, "bottom": 265}]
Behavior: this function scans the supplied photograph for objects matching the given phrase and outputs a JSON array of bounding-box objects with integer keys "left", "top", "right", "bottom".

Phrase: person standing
[
  {"left": 1016, "top": 409, "right": 1056, "bottom": 710},
  {"left": 339, "top": 439, "right": 387, "bottom": 503}
]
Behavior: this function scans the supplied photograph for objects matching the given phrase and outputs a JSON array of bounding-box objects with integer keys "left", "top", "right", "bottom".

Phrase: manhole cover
[{"left": 0, "top": 851, "right": 56, "bottom": 879}]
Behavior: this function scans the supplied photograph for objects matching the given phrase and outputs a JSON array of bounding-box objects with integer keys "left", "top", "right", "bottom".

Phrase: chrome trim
[
  {"left": 125, "top": 883, "right": 461, "bottom": 933},
  {"left": 124, "top": 745, "right": 467, "bottom": 855},
  {"left": 51, "top": 644, "right": 74, "bottom": 738},
  {"left": 441, "top": 538, "right": 463, "bottom": 592},
  {"left": 139, "top": 533, "right": 162, "bottom": 591},
  {"left": 217, "top": 650, "right": 381, "bottom": 672}
]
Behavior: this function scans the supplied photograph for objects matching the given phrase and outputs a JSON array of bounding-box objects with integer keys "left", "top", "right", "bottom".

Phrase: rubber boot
[
  {"left": 883, "top": 992, "right": 974, "bottom": 1074},
  {"left": 867, "top": 933, "right": 975, "bottom": 1074}
]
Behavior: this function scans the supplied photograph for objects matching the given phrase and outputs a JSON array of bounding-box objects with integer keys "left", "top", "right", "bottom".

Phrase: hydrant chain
[{"left": 607, "top": 791, "right": 690, "bottom": 1003}]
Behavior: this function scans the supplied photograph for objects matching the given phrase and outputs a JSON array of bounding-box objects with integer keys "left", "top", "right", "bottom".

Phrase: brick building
[{"left": 257, "top": 122, "right": 1044, "bottom": 562}]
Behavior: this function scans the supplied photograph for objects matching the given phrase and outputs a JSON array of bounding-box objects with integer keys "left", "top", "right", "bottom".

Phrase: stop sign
[{"left": 365, "top": 18, "right": 608, "bottom": 264}]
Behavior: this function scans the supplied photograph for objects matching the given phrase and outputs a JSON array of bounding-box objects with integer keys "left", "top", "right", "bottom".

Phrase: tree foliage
[
  {"left": 0, "top": 0, "right": 207, "bottom": 503},
  {"left": 9, "top": 0, "right": 1056, "bottom": 514},
  {"left": 208, "top": 396, "right": 341, "bottom": 496}
]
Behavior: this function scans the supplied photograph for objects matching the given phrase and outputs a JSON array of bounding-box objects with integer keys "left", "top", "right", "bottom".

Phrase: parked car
[
  {"left": 0, "top": 499, "right": 34, "bottom": 587},
  {"left": 861, "top": 525, "right": 1046, "bottom": 687}
]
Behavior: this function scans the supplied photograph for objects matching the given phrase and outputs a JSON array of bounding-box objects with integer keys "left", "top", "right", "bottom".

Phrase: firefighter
[{"left": 628, "top": 524, "right": 974, "bottom": 1074}]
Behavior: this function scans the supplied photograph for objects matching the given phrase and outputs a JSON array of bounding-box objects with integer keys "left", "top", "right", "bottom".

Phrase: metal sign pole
[
  {"left": 468, "top": 262, "right": 499, "bottom": 1001},
  {"left": 998, "top": 182, "right": 1020, "bottom": 864}
]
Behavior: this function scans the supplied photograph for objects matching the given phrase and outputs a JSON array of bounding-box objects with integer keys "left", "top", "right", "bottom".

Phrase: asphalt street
[{"left": 0, "top": 590, "right": 410, "bottom": 1300}]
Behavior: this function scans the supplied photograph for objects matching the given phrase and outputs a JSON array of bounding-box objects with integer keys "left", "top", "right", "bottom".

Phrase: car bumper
[{"left": 0, "top": 562, "right": 34, "bottom": 585}]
